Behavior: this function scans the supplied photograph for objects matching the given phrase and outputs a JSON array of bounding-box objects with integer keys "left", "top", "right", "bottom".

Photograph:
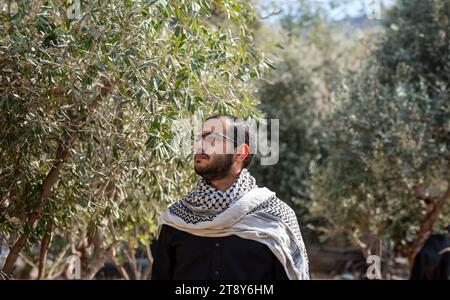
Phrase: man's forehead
[{"left": 202, "top": 118, "right": 230, "bottom": 133}]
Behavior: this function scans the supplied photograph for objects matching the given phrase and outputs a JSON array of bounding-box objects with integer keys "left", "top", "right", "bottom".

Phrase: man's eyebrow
[{"left": 201, "top": 131, "right": 212, "bottom": 137}]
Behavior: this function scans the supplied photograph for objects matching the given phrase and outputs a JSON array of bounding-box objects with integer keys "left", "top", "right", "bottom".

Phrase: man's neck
[{"left": 208, "top": 168, "right": 241, "bottom": 192}]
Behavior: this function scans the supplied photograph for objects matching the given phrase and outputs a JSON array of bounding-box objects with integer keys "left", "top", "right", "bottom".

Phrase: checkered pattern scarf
[
  {"left": 159, "top": 169, "right": 310, "bottom": 280},
  {"left": 167, "top": 168, "right": 257, "bottom": 223}
]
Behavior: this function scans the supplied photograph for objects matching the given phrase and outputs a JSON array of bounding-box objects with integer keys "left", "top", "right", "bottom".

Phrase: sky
[
  {"left": 258, "top": 0, "right": 396, "bottom": 21},
  {"left": 323, "top": 0, "right": 395, "bottom": 20}
]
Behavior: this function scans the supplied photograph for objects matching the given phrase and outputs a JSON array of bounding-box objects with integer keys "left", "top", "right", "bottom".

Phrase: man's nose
[{"left": 194, "top": 140, "right": 204, "bottom": 154}]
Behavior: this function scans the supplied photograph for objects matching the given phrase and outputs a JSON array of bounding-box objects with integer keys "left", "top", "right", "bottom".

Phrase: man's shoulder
[
  {"left": 254, "top": 188, "right": 297, "bottom": 216},
  {"left": 160, "top": 223, "right": 183, "bottom": 234},
  {"left": 160, "top": 224, "right": 203, "bottom": 239}
]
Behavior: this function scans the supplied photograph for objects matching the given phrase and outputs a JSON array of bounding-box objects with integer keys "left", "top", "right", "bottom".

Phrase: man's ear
[{"left": 236, "top": 144, "right": 249, "bottom": 164}]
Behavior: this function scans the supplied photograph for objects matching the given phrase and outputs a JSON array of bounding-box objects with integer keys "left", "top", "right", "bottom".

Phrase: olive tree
[
  {"left": 308, "top": 0, "right": 450, "bottom": 269},
  {"left": 0, "top": 0, "right": 268, "bottom": 278}
]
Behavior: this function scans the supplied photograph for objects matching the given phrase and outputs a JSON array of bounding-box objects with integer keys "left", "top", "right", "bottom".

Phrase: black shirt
[{"left": 151, "top": 224, "right": 289, "bottom": 280}]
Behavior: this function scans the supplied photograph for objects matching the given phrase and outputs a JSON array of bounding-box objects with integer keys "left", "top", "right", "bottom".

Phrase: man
[{"left": 151, "top": 115, "right": 309, "bottom": 280}]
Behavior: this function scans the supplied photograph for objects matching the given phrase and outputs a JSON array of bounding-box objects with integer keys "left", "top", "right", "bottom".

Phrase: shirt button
[{"left": 215, "top": 243, "right": 220, "bottom": 247}]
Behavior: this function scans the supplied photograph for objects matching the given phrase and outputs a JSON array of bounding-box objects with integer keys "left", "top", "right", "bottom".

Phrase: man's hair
[{"left": 205, "top": 114, "right": 255, "bottom": 168}]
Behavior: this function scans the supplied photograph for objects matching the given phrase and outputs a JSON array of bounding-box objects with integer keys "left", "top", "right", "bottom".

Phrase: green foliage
[
  {"left": 308, "top": 0, "right": 450, "bottom": 254},
  {"left": 0, "top": 0, "right": 267, "bottom": 276},
  {"left": 252, "top": 9, "right": 371, "bottom": 224}
]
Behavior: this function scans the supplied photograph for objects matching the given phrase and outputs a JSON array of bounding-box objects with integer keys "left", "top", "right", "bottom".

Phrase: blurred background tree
[
  {"left": 251, "top": 1, "right": 374, "bottom": 225},
  {"left": 251, "top": 0, "right": 449, "bottom": 278},
  {"left": 308, "top": 0, "right": 450, "bottom": 274}
]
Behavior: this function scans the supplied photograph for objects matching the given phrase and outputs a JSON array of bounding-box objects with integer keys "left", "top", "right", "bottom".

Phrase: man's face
[{"left": 194, "top": 118, "right": 236, "bottom": 181}]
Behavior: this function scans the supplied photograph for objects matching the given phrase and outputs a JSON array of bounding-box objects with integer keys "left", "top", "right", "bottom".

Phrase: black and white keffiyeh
[
  {"left": 168, "top": 168, "right": 257, "bottom": 224},
  {"left": 159, "top": 169, "right": 310, "bottom": 280}
]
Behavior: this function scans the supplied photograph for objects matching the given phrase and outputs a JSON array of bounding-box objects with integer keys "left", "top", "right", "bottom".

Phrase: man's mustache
[{"left": 195, "top": 152, "right": 209, "bottom": 159}]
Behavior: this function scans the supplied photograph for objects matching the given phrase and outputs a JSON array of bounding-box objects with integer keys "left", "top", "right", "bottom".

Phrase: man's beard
[{"left": 194, "top": 154, "right": 234, "bottom": 181}]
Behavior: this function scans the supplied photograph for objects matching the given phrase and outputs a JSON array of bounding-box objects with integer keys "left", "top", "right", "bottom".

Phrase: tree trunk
[
  {"left": 46, "top": 243, "right": 71, "bottom": 279},
  {"left": 81, "top": 227, "right": 112, "bottom": 280},
  {"left": 1, "top": 82, "right": 113, "bottom": 278},
  {"left": 124, "top": 248, "right": 139, "bottom": 280},
  {"left": 38, "top": 221, "right": 54, "bottom": 279},
  {"left": 141, "top": 244, "right": 154, "bottom": 280},
  {"left": 351, "top": 234, "right": 374, "bottom": 259},
  {"left": 407, "top": 179, "right": 450, "bottom": 268},
  {"left": 1, "top": 142, "right": 68, "bottom": 275},
  {"left": 110, "top": 255, "right": 130, "bottom": 280}
]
